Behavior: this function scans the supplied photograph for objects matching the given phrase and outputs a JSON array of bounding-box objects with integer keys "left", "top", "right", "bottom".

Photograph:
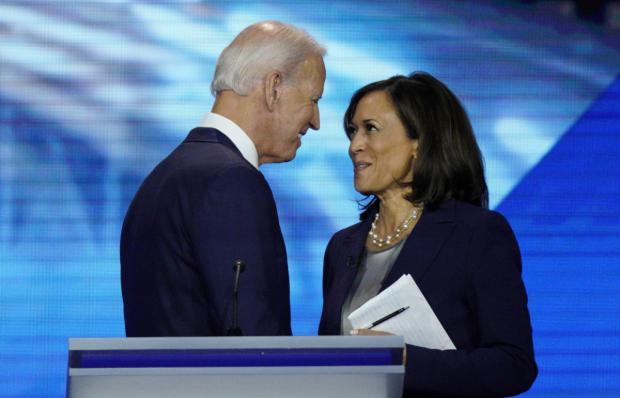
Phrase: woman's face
[{"left": 348, "top": 90, "right": 418, "bottom": 197}]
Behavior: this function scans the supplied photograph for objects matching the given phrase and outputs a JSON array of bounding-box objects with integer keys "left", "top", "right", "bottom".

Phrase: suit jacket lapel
[
  {"left": 184, "top": 127, "right": 244, "bottom": 158},
  {"left": 381, "top": 199, "right": 456, "bottom": 290}
]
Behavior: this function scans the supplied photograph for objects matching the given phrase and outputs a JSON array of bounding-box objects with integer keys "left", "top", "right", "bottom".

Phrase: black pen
[{"left": 366, "top": 306, "right": 410, "bottom": 329}]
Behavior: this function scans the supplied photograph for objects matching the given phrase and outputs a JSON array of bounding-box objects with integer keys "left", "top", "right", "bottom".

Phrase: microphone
[{"left": 226, "top": 259, "right": 246, "bottom": 336}]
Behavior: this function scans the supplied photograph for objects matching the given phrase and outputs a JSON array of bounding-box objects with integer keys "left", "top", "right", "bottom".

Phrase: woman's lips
[{"left": 354, "top": 161, "right": 371, "bottom": 176}]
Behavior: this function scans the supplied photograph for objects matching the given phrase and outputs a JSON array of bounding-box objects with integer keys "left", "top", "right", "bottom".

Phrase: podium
[{"left": 67, "top": 336, "right": 404, "bottom": 397}]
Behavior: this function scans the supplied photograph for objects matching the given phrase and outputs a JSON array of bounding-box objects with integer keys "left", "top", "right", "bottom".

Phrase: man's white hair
[{"left": 211, "top": 21, "right": 326, "bottom": 96}]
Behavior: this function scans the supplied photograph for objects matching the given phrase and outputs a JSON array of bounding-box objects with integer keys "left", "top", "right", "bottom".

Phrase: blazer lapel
[
  {"left": 331, "top": 220, "right": 371, "bottom": 318},
  {"left": 381, "top": 200, "right": 456, "bottom": 289}
]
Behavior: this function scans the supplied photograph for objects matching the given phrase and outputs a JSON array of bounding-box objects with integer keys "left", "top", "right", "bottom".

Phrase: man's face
[{"left": 264, "top": 55, "right": 326, "bottom": 163}]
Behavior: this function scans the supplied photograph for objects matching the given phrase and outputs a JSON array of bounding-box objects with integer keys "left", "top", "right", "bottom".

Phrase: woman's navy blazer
[{"left": 319, "top": 199, "right": 537, "bottom": 397}]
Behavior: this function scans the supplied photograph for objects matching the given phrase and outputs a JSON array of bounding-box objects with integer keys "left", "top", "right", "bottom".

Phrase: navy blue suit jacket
[
  {"left": 319, "top": 199, "right": 537, "bottom": 397},
  {"left": 121, "top": 127, "right": 291, "bottom": 336}
]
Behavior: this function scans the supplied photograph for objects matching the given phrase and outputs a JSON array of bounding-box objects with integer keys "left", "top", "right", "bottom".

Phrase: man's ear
[{"left": 264, "top": 71, "right": 282, "bottom": 111}]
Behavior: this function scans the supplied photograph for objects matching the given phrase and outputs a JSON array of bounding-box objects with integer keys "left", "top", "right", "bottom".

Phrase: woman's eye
[
  {"left": 365, "top": 123, "right": 378, "bottom": 132},
  {"left": 346, "top": 126, "right": 357, "bottom": 138}
]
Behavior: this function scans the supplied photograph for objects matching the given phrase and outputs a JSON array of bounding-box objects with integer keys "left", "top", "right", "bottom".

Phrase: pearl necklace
[{"left": 369, "top": 208, "right": 421, "bottom": 248}]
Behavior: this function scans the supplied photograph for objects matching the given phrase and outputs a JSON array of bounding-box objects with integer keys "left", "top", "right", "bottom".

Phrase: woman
[{"left": 319, "top": 73, "right": 537, "bottom": 397}]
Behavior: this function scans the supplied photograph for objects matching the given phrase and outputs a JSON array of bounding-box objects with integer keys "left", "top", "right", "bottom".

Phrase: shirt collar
[{"left": 200, "top": 112, "right": 259, "bottom": 169}]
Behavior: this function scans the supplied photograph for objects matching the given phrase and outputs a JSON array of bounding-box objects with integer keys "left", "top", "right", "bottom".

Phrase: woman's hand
[
  {"left": 350, "top": 329, "right": 406, "bottom": 364},
  {"left": 350, "top": 328, "right": 394, "bottom": 336}
]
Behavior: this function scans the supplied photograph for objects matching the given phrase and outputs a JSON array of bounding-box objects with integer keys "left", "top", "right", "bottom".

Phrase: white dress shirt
[{"left": 200, "top": 112, "right": 259, "bottom": 169}]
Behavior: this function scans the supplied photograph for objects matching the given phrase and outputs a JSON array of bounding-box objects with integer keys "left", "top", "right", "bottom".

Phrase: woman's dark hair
[{"left": 344, "top": 72, "right": 488, "bottom": 220}]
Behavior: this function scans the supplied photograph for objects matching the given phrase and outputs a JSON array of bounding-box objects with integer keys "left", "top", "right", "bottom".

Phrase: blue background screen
[{"left": 0, "top": 1, "right": 619, "bottom": 396}]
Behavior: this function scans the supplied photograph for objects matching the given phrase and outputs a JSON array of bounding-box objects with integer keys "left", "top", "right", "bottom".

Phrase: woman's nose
[{"left": 349, "top": 133, "right": 365, "bottom": 156}]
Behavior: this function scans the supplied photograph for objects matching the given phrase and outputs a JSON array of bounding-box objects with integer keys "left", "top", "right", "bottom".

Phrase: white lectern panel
[{"left": 67, "top": 336, "right": 404, "bottom": 398}]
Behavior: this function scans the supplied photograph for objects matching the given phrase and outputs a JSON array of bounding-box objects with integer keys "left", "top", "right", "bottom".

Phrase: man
[{"left": 121, "top": 21, "right": 326, "bottom": 336}]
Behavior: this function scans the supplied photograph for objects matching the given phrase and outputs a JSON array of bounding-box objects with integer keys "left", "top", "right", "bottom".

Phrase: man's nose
[{"left": 310, "top": 106, "right": 320, "bottom": 130}]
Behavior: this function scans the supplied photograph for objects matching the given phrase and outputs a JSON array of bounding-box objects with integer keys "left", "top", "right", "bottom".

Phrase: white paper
[{"left": 348, "top": 274, "right": 455, "bottom": 350}]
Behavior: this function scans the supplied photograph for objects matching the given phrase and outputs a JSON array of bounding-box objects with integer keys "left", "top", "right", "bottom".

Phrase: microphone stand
[{"left": 227, "top": 259, "right": 245, "bottom": 336}]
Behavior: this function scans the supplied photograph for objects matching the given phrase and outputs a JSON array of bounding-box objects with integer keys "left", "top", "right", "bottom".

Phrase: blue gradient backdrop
[{"left": 0, "top": 1, "right": 618, "bottom": 396}]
